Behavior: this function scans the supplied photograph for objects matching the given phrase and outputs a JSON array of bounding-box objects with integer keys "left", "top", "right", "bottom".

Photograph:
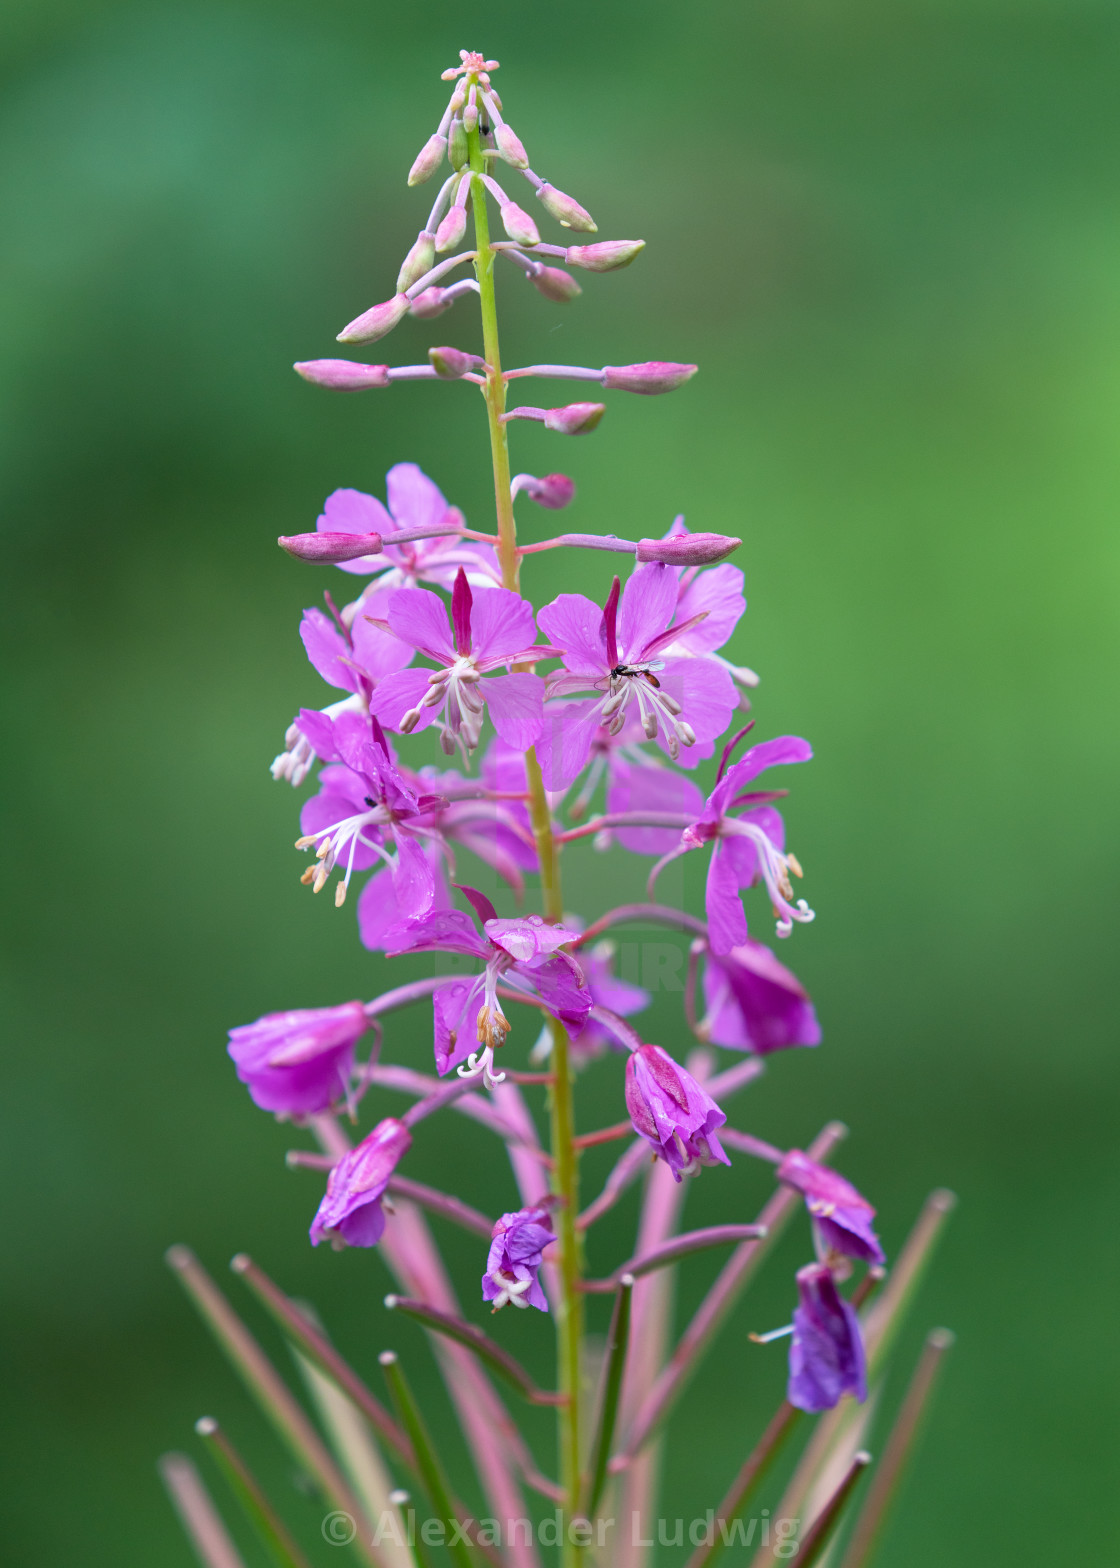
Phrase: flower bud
[
  {"left": 409, "top": 287, "right": 452, "bottom": 320},
  {"left": 336, "top": 293, "right": 409, "bottom": 345},
  {"left": 396, "top": 230, "right": 436, "bottom": 293},
  {"left": 500, "top": 202, "right": 540, "bottom": 247},
  {"left": 535, "top": 183, "right": 597, "bottom": 232},
  {"left": 544, "top": 402, "right": 605, "bottom": 435},
  {"left": 565, "top": 240, "right": 645, "bottom": 272},
  {"left": 407, "top": 133, "right": 446, "bottom": 187},
  {"left": 602, "top": 361, "right": 698, "bottom": 395},
  {"left": 435, "top": 205, "right": 468, "bottom": 253},
  {"left": 310, "top": 1118, "right": 412, "bottom": 1249},
  {"left": 429, "top": 345, "right": 484, "bottom": 379},
  {"left": 494, "top": 123, "right": 529, "bottom": 168},
  {"left": 448, "top": 116, "right": 469, "bottom": 169},
  {"left": 518, "top": 472, "right": 576, "bottom": 509},
  {"left": 278, "top": 530, "right": 383, "bottom": 563},
  {"left": 636, "top": 531, "right": 741, "bottom": 566},
  {"left": 529, "top": 265, "right": 582, "bottom": 303},
  {"left": 293, "top": 359, "right": 391, "bottom": 391}
]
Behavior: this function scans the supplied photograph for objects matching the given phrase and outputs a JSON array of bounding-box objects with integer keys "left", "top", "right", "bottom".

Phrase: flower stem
[{"left": 467, "top": 85, "right": 582, "bottom": 1551}]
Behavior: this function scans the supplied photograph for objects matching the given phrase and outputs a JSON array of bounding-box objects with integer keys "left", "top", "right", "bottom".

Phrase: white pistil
[
  {"left": 296, "top": 805, "right": 391, "bottom": 903},
  {"left": 721, "top": 819, "right": 815, "bottom": 938},
  {"left": 488, "top": 1270, "right": 533, "bottom": 1311}
]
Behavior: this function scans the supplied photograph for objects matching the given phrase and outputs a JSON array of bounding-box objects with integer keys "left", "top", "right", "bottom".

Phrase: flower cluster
[{"left": 170, "top": 53, "right": 951, "bottom": 1568}]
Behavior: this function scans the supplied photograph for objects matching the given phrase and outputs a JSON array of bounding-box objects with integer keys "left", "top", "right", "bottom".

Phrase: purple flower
[
  {"left": 650, "top": 732, "right": 814, "bottom": 952},
  {"left": 315, "top": 463, "right": 499, "bottom": 587},
  {"left": 536, "top": 564, "right": 738, "bottom": 782},
  {"left": 369, "top": 570, "right": 550, "bottom": 756},
  {"left": 383, "top": 889, "right": 591, "bottom": 1084},
  {"left": 778, "top": 1151, "right": 885, "bottom": 1265},
  {"left": 411, "top": 737, "right": 541, "bottom": 899},
  {"left": 482, "top": 1204, "right": 554, "bottom": 1312},
  {"left": 227, "top": 1002, "right": 369, "bottom": 1118},
  {"left": 788, "top": 1262, "right": 867, "bottom": 1412},
  {"left": 357, "top": 842, "right": 453, "bottom": 952},
  {"left": 294, "top": 710, "right": 444, "bottom": 912},
  {"left": 270, "top": 592, "right": 414, "bottom": 785},
  {"left": 624, "top": 1043, "right": 731, "bottom": 1181},
  {"left": 701, "top": 940, "right": 821, "bottom": 1054},
  {"left": 310, "top": 1118, "right": 411, "bottom": 1249}
]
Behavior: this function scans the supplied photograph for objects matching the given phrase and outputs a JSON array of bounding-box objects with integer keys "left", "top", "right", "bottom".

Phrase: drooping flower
[
  {"left": 787, "top": 1262, "right": 868, "bottom": 1411},
  {"left": 271, "top": 592, "right": 414, "bottom": 785},
  {"left": 700, "top": 939, "right": 821, "bottom": 1054},
  {"left": 482, "top": 1204, "right": 554, "bottom": 1312},
  {"left": 309, "top": 1118, "right": 411, "bottom": 1249},
  {"left": 778, "top": 1151, "right": 885, "bottom": 1265},
  {"left": 293, "top": 710, "right": 445, "bottom": 911},
  {"left": 314, "top": 463, "right": 499, "bottom": 588},
  {"left": 227, "top": 1002, "right": 369, "bottom": 1118},
  {"left": 624, "top": 1043, "right": 731, "bottom": 1181},
  {"left": 369, "top": 570, "right": 550, "bottom": 757},
  {"left": 650, "top": 732, "right": 814, "bottom": 951},
  {"left": 382, "top": 889, "right": 591, "bottom": 1085},
  {"left": 536, "top": 564, "right": 737, "bottom": 782}
]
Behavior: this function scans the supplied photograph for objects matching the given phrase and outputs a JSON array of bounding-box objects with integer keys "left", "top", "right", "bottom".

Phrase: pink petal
[
  {"left": 392, "top": 832, "right": 436, "bottom": 919},
  {"left": 469, "top": 588, "right": 539, "bottom": 663},
  {"left": 358, "top": 854, "right": 451, "bottom": 951},
  {"left": 387, "top": 588, "right": 455, "bottom": 664},
  {"left": 619, "top": 562, "right": 676, "bottom": 661},
  {"left": 386, "top": 462, "right": 451, "bottom": 532},
  {"left": 484, "top": 672, "right": 544, "bottom": 749},
  {"left": 434, "top": 979, "right": 486, "bottom": 1075},
  {"left": 351, "top": 590, "right": 415, "bottom": 681},
  {"left": 536, "top": 699, "right": 604, "bottom": 787},
  {"left": 656, "top": 657, "right": 737, "bottom": 745},
  {"left": 706, "top": 841, "right": 748, "bottom": 954},
  {"left": 672, "top": 565, "right": 746, "bottom": 654},
  {"left": 300, "top": 608, "right": 360, "bottom": 693},
  {"left": 725, "top": 736, "right": 813, "bottom": 789},
  {"left": 369, "top": 668, "right": 442, "bottom": 732},
  {"left": 537, "top": 594, "right": 608, "bottom": 677}
]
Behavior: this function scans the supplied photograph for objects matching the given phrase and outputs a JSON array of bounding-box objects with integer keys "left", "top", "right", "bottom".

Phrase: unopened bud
[
  {"left": 500, "top": 202, "right": 540, "bottom": 247},
  {"left": 409, "top": 287, "right": 452, "bottom": 320},
  {"left": 429, "top": 346, "right": 485, "bottom": 378},
  {"left": 448, "top": 117, "right": 468, "bottom": 170},
  {"left": 535, "top": 183, "right": 597, "bottom": 232},
  {"left": 636, "top": 532, "right": 741, "bottom": 566},
  {"left": 293, "top": 359, "right": 391, "bottom": 392},
  {"left": 544, "top": 402, "right": 605, "bottom": 435},
  {"left": 278, "top": 530, "right": 383, "bottom": 563},
  {"left": 435, "top": 205, "right": 468, "bottom": 253},
  {"left": 518, "top": 473, "right": 576, "bottom": 509},
  {"left": 602, "top": 361, "right": 698, "bottom": 395},
  {"left": 337, "top": 293, "right": 409, "bottom": 345},
  {"left": 408, "top": 133, "right": 446, "bottom": 187},
  {"left": 529, "top": 265, "right": 582, "bottom": 304},
  {"left": 495, "top": 124, "right": 529, "bottom": 168},
  {"left": 565, "top": 240, "right": 645, "bottom": 272},
  {"left": 397, "top": 231, "right": 436, "bottom": 292}
]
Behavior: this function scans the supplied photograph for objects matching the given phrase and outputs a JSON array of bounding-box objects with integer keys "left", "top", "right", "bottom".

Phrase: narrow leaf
[
  {"left": 582, "top": 1274, "right": 634, "bottom": 1517},
  {"left": 385, "top": 1295, "right": 564, "bottom": 1405},
  {"left": 195, "top": 1417, "right": 313, "bottom": 1568},
  {"left": 158, "top": 1452, "right": 248, "bottom": 1568},
  {"left": 380, "top": 1353, "right": 475, "bottom": 1568}
]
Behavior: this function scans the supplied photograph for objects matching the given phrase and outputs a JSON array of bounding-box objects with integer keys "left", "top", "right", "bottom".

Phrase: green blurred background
[{"left": 2, "top": 0, "right": 1118, "bottom": 1561}]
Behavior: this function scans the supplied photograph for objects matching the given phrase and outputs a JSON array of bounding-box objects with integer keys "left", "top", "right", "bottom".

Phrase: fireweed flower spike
[
  {"left": 778, "top": 1149, "right": 886, "bottom": 1265},
  {"left": 787, "top": 1261, "right": 869, "bottom": 1412},
  {"left": 227, "top": 1002, "right": 370, "bottom": 1118},
  {"left": 537, "top": 564, "right": 738, "bottom": 781},
  {"left": 309, "top": 1117, "right": 412, "bottom": 1249},
  {"left": 624, "top": 1042, "right": 731, "bottom": 1180},
  {"left": 369, "top": 567, "right": 551, "bottom": 757},
  {"left": 189, "top": 53, "right": 954, "bottom": 1568},
  {"left": 482, "top": 1204, "right": 555, "bottom": 1313},
  {"left": 382, "top": 886, "right": 591, "bottom": 1086}
]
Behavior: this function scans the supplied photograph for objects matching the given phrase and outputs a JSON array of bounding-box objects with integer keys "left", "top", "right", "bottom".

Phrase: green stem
[
  {"left": 380, "top": 1353, "right": 475, "bottom": 1568},
  {"left": 195, "top": 1418, "right": 313, "bottom": 1568},
  {"left": 466, "top": 85, "right": 583, "bottom": 1555}
]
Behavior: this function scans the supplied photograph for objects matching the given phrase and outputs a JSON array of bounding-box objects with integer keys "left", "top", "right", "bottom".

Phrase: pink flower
[
  {"left": 228, "top": 1002, "right": 369, "bottom": 1118},
  {"left": 369, "top": 569, "right": 551, "bottom": 757},
  {"left": 536, "top": 565, "right": 737, "bottom": 782},
  {"left": 624, "top": 1043, "right": 731, "bottom": 1181},
  {"left": 382, "top": 888, "right": 591, "bottom": 1085},
  {"left": 482, "top": 1205, "right": 554, "bottom": 1312},
  {"left": 310, "top": 1119, "right": 411, "bottom": 1249},
  {"left": 778, "top": 1151, "right": 884, "bottom": 1265},
  {"left": 701, "top": 940, "right": 821, "bottom": 1054}
]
